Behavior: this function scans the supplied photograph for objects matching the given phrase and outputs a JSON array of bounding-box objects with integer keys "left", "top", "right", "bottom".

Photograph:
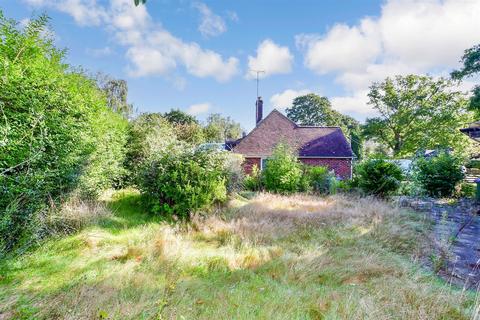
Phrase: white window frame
[{"left": 260, "top": 157, "right": 268, "bottom": 170}]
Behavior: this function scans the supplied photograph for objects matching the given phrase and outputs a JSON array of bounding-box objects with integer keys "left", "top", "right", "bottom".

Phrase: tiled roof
[{"left": 233, "top": 110, "right": 354, "bottom": 158}]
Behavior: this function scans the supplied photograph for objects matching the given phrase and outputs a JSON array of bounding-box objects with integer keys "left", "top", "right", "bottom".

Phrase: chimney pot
[{"left": 256, "top": 97, "right": 263, "bottom": 125}]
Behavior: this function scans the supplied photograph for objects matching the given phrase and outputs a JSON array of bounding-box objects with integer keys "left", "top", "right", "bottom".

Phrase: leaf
[{"left": 98, "top": 310, "right": 109, "bottom": 319}]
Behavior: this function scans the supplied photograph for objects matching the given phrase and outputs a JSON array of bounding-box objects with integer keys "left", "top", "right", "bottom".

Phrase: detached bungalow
[{"left": 231, "top": 97, "right": 354, "bottom": 179}]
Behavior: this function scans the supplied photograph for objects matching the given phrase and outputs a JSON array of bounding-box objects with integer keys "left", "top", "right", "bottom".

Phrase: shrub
[
  {"left": 336, "top": 180, "right": 351, "bottom": 193},
  {"left": 304, "top": 166, "right": 336, "bottom": 194},
  {"left": 397, "top": 180, "right": 424, "bottom": 196},
  {"left": 123, "top": 113, "right": 177, "bottom": 185},
  {"left": 0, "top": 13, "right": 128, "bottom": 253},
  {"left": 262, "top": 144, "right": 302, "bottom": 194},
  {"left": 243, "top": 165, "right": 262, "bottom": 192},
  {"left": 77, "top": 110, "right": 128, "bottom": 197},
  {"left": 457, "top": 182, "right": 475, "bottom": 198},
  {"left": 138, "top": 148, "right": 228, "bottom": 219},
  {"left": 222, "top": 153, "right": 244, "bottom": 193},
  {"left": 466, "top": 159, "right": 480, "bottom": 169},
  {"left": 413, "top": 152, "right": 464, "bottom": 197},
  {"left": 356, "top": 159, "right": 403, "bottom": 197}
]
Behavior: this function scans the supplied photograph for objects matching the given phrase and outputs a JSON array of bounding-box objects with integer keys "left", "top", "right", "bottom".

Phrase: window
[{"left": 261, "top": 158, "right": 269, "bottom": 170}]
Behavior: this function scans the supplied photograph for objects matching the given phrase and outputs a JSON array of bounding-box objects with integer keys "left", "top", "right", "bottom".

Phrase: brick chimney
[{"left": 255, "top": 96, "right": 263, "bottom": 125}]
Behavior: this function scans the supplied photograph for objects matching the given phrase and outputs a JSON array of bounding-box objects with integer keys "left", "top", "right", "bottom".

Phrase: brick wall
[
  {"left": 243, "top": 157, "right": 261, "bottom": 175},
  {"left": 299, "top": 158, "right": 352, "bottom": 179},
  {"left": 243, "top": 157, "right": 352, "bottom": 179}
]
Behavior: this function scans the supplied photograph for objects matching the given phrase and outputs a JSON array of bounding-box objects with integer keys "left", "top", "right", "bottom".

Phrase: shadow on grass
[{"left": 98, "top": 189, "right": 164, "bottom": 233}]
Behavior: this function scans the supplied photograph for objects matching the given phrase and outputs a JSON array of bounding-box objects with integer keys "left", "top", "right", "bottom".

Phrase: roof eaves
[{"left": 296, "top": 126, "right": 341, "bottom": 129}]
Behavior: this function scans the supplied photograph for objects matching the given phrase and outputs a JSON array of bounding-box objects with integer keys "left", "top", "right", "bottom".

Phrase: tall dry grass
[
  {"left": 42, "top": 196, "right": 112, "bottom": 235},
  {"left": 2, "top": 191, "right": 476, "bottom": 320}
]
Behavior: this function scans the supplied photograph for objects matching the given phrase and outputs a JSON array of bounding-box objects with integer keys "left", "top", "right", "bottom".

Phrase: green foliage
[
  {"left": 457, "top": 182, "right": 475, "bottom": 199},
  {"left": 451, "top": 44, "right": 480, "bottom": 80},
  {"left": 163, "top": 109, "right": 198, "bottom": 125},
  {"left": 466, "top": 159, "right": 480, "bottom": 169},
  {"left": 174, "top": 122, "right": 205, "bottom": 145},
  {"left": 203, "top": 113, "right": 242, "bottom": 142},
  {"left": 78, "top": 109, "right": 128, "bottom": 197},
  {"left": 123, "top": 113, "right": 177, "bottom": 184},
  {"left": 304, "top": 166, "right": 336, "bottom": 194},
  {"left": 95, "top": 73, "right": 133, "bottom": 119},
  {"left": 222, "top": 153, "right": 244, "bottom": 193},
  {"left": 336, "top": 179, "right": 352, "bottom": 193},
  {"left": 468, "top": 85, "right": 480, "bottom": 113},
  {"left": 350, "top": 128, "right": 363, "bottom": 159},
  {"left": 285, "top": 93, "right": 359, "bottom": 135},
  {"left": 413, "top": 152, "right": 464, "bottom": 197},
  {"left": 0, "top": 13, "right": 127, "bottom": 252},
  {"left": 243, "top": 165, "right": 262, "bottom": 192},
  {"left": 155, "top": 109, "right": 205, "bottom": 145},
  {"left": 363, "top": 75, "right": 473, "bottom": 157},
  {"left": 451, "top": 44, "right": 480, "bottom": 115},
  {"left": 397, "top": 180, "right": 423, "bottom": 197},
  {"left": 138, "top": 148, "right": 228, "bottom": 218},
  {"left": 262, "top": 144, "right": 302, "bottom": 194},
  {"left": 356, "top": 159, "right": 403, "bottom": 197}
]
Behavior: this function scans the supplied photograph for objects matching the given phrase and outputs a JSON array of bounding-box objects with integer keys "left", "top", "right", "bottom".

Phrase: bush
[
  {"left": 138, "top": 148, "right": 228, "bottom": 219},
  {"left": 356, "top": 159, "right": 403, "bottom": 197},
  {"left": 263, "top": 144, "right": 302, "bottom": 194},
  {"left": 413, "top": 152, "right": 464, "bottom": 197},
  {"left": 336, "top": 180, "right": 352, "bottom": 193},
  {"left": 243, "top": 165, "right": 262, "bottom": 191},
  {"left": 304, "top": 166, "right": 336, "bottom": 194},
  {"left": 222, "top": 153, "right": 244, "bottom": 193},
  {"left": 397, "top": 180, "right": 424, "bottom": 196},
  {"left": 466, "top": 159, "right": 480, "bottom": 169},
  {"left": 0, "top": 13, "right": 128, "bottom": 253},
  {"left": 457, "top": 182, "right": 475, "bottom": 198},
  {"left": 123, "top": 113, "right": 177, "bottom": 185},
  {"left": 78, "top": 110, "right": 128, "bottom": 197}
]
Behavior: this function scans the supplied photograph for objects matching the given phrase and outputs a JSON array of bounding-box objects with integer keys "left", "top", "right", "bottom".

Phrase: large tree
[
  {"left": 285, "top": 93, "right": 359, "bottom": 130},
  {"left": 362, "top": 75, "right": 473, "bottom": 157},
  {"left": 163, "top": 109, "right": 198, "bottom": 126},
  {"left": 96, "top": 73, "right": 133, "bottom": 118},
  {"left": 451, "top": 44, "right": 480, "bottom": 113},
  {"left": 203, "top": 113, "right": 242, "bottom": 142}
]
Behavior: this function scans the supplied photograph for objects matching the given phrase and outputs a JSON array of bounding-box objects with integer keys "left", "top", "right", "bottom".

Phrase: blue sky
[{"left": 2, "top": 0, "right": 480, "bottom": 130}]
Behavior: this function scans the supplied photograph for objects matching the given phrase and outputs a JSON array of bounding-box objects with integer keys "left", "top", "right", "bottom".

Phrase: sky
[{"left": 2, "top": 0, "right": 480, "bottom": 131}]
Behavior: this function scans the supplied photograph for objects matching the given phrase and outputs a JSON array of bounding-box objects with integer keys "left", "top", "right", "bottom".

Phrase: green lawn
[{"left": 0, "top": 189, "right": 477, "bottom": 319}]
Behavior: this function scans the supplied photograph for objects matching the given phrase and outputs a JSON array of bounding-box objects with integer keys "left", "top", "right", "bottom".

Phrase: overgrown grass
[{"left": 0, "top": 190, "right": 477, "bottom": 319}]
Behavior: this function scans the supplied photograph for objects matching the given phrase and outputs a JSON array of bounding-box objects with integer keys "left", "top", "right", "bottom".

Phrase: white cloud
[
  {"left": 25, "top": 0, "right": 239, "bottom": 82},
  {"left": 296, "top": 0, "right": 480, "bottom": 117},
  {"left": 226, "top": 11, "right": 239, "bottom": 23},
  {"left": 247, "top": 39, "right": 294, "bottom": 78},
  {"left": 296, "top": 18, "right": 381, "bottom": 74},
  {"left": 193, "top": 2, "right": 226, "bottom": 38},
  {"left": 24, "top": 0, "right": 109, "bottom": 26},
  {"left": 330, "top": 90, "right": 371, "bottom": 115},
  {"left": 336, "top": 61, "right": 418, "bottom": 91},
  {"left": 187, "top": 102, "right": 211, "bottom": 115},
  {"left": 270, "top": 89, "right": 311, "bottom": 110},
  {"left": 379, "top": 0, "right": 480, "bottom": 69},
  {"left": 172, "top": 76, "right": 187, "bottom": 91},
  {"left": 126, "top": 29, "right": 239, "bottom": 81},
  {"left": 86, "top": 46, "right": 113, "bottom": 57}
]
